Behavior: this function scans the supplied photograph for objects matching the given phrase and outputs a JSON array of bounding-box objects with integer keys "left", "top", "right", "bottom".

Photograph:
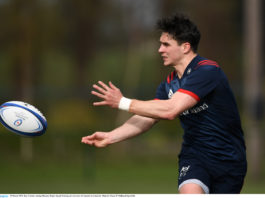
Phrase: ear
[{"left": 182, "top": 42, "right": 192, "bottom": 54}]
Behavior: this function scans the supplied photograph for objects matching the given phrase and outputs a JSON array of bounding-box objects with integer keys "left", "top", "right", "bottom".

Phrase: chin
[{"left": 163, "top": 62, "right": 171, "bottom": 67}]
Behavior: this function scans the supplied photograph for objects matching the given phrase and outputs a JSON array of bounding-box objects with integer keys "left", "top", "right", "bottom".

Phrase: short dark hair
[{"left": 156, "top": 13, "right": 201, "bottom": 52}]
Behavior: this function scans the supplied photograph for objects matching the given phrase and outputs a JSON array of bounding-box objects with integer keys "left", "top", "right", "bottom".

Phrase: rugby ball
[{"left": 0, "top": 101, "right": 47, "bottom": 136}]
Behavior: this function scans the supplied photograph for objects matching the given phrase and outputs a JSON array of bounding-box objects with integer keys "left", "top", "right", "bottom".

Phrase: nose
[{"left": 158, "top": 45, "right": 164, "bottom": 53}]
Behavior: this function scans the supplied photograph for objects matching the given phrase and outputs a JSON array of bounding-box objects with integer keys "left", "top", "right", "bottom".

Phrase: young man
[{"left": 82, "top": 13, "right": 247, "bottom": 194}]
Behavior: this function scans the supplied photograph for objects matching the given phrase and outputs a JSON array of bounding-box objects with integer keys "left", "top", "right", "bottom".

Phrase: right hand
[
  {"left": 81, "top": 132, "right": 111, "bottom": 148},
  {"left": 91, "top": 81, "right": 123, "bottom": 109}
]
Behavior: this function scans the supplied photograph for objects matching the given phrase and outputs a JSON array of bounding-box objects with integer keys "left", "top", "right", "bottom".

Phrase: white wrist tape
[{"left": 118, "top": 97, "right": 132, "bottom": 111}]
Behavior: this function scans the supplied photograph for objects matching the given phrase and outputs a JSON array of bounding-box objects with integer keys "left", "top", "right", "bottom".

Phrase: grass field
[
  {"left": 0, "top": 127, "right": 264, "bottom": 194},
  {"left": 0, "top": 157, "right": 177, "bottom": 193},
  {"left": 0, "top": 155, "right": 265, "bottom": 194}
]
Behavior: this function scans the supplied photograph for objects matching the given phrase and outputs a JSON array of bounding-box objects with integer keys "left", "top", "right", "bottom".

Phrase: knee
[{"left": 179, "top": 183, "right": 205, "bottom": 194}]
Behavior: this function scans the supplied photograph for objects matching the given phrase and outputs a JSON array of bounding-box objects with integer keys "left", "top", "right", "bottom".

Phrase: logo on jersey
[
  {"left": 179, "top": 165, "right": 190, "bottom": 179},
  {"left": 187, "top": 68, "right": 192, "bottom": 75},
  {"left": 180, "top": 103, "right": 209, "bottom": 116},
  {"left": 168, "top": 89, "right": 174, "bottom": 98}
]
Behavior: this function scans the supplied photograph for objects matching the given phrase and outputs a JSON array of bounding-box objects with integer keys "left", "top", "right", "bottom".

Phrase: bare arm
[
  {"left": 81, "top": 115, "right": 157, "bottom": 147},
  {"left": 92, "top": 81, "right": 197, "bottom": 120},
  {"left": 129, "top": 91, "right": 197, "bottom": 120}
]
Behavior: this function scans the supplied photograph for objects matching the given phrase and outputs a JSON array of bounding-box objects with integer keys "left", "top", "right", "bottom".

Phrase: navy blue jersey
[{"left": 155, "top": 55, "right": 246, "bottom": 163}]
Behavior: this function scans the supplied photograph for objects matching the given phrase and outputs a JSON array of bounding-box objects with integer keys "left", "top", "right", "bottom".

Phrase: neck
[{"left": 174, "top": 53, "right": 197, "bottom": 78}]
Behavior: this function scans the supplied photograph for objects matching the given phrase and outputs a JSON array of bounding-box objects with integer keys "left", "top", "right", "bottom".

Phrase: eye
[{"left": 162, "top": 42, "right": 170, "bottom": 47}]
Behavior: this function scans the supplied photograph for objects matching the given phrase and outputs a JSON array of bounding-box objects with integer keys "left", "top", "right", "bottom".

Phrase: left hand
[
  {"left": 81, "top": 131, "right": 111, "bottom": 147},
  {"left": 91, "top": 81, "right": 123, "bottom": 108}
]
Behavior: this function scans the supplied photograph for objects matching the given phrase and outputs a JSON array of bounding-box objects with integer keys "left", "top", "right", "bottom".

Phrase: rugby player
[{"left": 82, "top": 13, "right": 247, "bottom": 194}]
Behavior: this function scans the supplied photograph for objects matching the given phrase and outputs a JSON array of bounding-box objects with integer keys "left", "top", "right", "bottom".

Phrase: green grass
[
  {"left": 1, "top": 156, "right": 265, "bottom": 194},
  {"left": 0, "top": 156, "right": 178, "bottom": 194},
  {"left": 241, "top": 176, "right": 265, "bottom": 194},
  {"left": 0, "top": 130, "right": 264, "bottom": 194}
]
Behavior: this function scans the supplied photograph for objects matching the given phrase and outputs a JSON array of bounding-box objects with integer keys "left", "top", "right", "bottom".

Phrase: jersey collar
[{"left": 180, "top": 55, "right": 203, "bottom": 79}]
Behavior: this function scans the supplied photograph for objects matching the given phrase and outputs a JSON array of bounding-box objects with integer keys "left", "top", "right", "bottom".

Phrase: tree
[
  {"left": 243, "top": 0, "right": 264, "bottom": 180},
  {"left": 8, "top": 0, "right": 43, "bottom": 161}
]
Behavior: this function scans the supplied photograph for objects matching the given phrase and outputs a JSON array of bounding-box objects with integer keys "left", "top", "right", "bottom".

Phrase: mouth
[{"left": 162, "top": 56, "right": 167, "bottom": 61}]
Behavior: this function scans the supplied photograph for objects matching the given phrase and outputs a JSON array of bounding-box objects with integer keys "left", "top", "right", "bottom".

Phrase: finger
[
  {"left": 91, "top": 90, "right": 106, "bottom": 99},
  {"left": 93, "top": 101, "right": 108, "bottom": 106},
  {"left": 82, "top": 132, "right": 99, "bottom": 140},
  {"left": 93, "top": 84, "right": 107, "bottom": 94},
  {"left": 82, "top": 136, "right": 97, "bottom": 145},
  {"left": 82, "top": 136, "right": 90, "bottom": 143},
  {"left": 94, "top": 141, "right": 107, "bottom": 148},
  {"left": 98, "top": 81, "right": 110, "bottom": 91},
  {"left": 81, "top": 138, "right": 93, "bottom": 144},
  {"left": 81, "top": 139, "right": 91, "bottom": 144},
  {"left": 82, "top": 135, "right": 94, "bottom": 141},
  {"left": 109, "top": 81, "right": 118, "bottom": 90}
]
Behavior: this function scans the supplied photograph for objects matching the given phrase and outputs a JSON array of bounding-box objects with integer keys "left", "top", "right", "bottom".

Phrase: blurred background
[{"left": 0, "top": 0, "right": 264, "bottom": 194}]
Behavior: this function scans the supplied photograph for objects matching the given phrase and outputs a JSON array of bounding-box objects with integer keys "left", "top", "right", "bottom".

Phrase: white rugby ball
[{"left": 0, "top": 101, "right": 47, "bottom": 136}]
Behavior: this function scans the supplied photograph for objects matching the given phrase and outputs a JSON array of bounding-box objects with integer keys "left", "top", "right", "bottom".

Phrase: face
[{"left": 158, "top": 32, "right": 185, "bottom": 67}]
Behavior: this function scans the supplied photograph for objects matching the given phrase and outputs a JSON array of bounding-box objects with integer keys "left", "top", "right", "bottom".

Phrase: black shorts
[{"left": 178, "top": 156, "right": 247, "bottom": 194}]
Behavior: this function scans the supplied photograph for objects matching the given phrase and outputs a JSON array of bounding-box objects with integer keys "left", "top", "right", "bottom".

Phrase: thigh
[
  {"left": 178, "top": 157, "right": 211, "bottom": 194},
  {"left": 210, "top": 163, "right": 247, "bottom": 194}
]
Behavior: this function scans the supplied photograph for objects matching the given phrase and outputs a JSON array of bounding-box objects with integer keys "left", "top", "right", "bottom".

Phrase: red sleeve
[{"left": 177, "top": 88, "right": 200, "bottom": 102}]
